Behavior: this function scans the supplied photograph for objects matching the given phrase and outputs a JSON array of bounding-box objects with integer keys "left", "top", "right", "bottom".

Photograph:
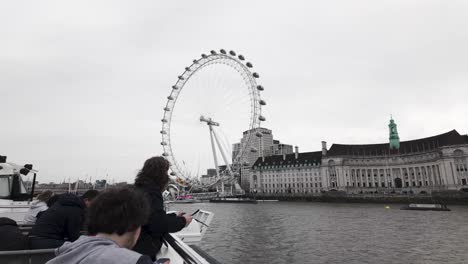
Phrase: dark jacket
[
  {"left": 132, "top": 185, "right": 186, "bottom": 260},
  {"left": 0, "top": 217, "right": 28, "bottom": 250},
  {"left": 30, "top": 193, "right": 85, "bottom": 242}
]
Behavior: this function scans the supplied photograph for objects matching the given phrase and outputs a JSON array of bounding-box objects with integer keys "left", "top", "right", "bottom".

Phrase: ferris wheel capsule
[
  {"left": 259, "top": 100, "right": 266, "bottom": 105},
  {"left": 251, "top": 147, "right": 258, "bottom": 153},
  {"left": 256, "top": 132, "right": 263, "bottom": 137},
  {"left": 253, "top": 72, "right": 260, "bottom": 78},
  {"left": 164, "top": 107, "right": 170, "bottom": 111},
  {"left": 193, "top": 59, "right": 198, "bottom": 64},
  {"left": 229, "top": 50, "right": 236, "bottom": 56},
  {"left": 210, "top": 50, "right": 217, "bottom": 55},
  {"left": 246, "top": 62, "right": 253, "bottom": 68},
  {"left": 185, "top": 67, "right": 191, "bottom": 71},
  {"left": 201, "top": 54, "right": 207, "bottom": 58},
  {"left": 172, "top": 85, "right": 178, "bottom": 90},
  {"left": 167, "top": 96, "right": 174, "bottom": 100},
  {"left": 238, "top": 55, "right": 245, "bottom": 60},
  {"left": 170, "top": 172, "right": 176, "bottom": 176},
  {"left": 259, "top": 115, "right": 266, "bottom": 121},
  {"left": 257, "top": 85, "right": 264, "bottom": 91},
  {"left": 220, "top": 49, "right": 226, "bottom": 54},
  {"left": 161, "top": 142, "right": 167, "bottom": 146},
  {"left": 162, "top": 152, "right": 168, "bottom": 156},
  {"left": 160, "top": 130, "right": 167, "bottom": 134},
  {"left": 161, "top": 118, "right": 167, "bottom": 123}
]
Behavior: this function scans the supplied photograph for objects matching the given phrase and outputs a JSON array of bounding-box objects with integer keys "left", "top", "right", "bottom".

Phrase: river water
[{"left": 172, "top": 202, "right": 468, "bottom": 264}]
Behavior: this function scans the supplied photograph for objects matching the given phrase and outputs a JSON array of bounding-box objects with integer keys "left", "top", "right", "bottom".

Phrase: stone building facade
[
  {"left": 323, "top": 129, "right": 468, "bottom": 192},
  {"left": 233, "top": 127, "right": 293, "bottom": 190},
  {"left": 251, "top": 121, "right": 468, "bottom": 194}
]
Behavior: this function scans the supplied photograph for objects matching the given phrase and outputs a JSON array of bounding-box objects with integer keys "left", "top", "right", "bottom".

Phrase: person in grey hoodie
[
  {"left": 23, "top": 190, "right": 54, "bottom": 225},
  {"left": 46, "top": 186, "right": 169, "bottom": 264}
]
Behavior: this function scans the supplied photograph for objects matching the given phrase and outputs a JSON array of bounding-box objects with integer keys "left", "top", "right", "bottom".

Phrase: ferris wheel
[{"left": 160, "top": 49, "right": 266, "bottom": 188}]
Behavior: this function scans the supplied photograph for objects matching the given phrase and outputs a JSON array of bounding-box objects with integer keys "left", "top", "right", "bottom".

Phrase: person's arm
[
  {"left": 147, "top": 192, "right": 186, "bottom": 235},
  {"left": 164, "top": 213, "right": 187, "bottom": 233}
]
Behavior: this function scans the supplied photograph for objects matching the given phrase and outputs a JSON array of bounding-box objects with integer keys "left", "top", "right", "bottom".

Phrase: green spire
[{"left": 389, "top": 115, "right": 400, "bottom": 149}]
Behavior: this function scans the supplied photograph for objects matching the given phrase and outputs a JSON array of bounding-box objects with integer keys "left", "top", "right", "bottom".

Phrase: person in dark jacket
[
  {"left": 0, "top": 217, "right": 28, "bottom": 250},
  {"left": 46, "top": 186, "right": 170, "bottom": 264},
  {"left": 29, "top": 190, "right": 99, "bottom": 249},
  {"left": 132, "top": 156, "right": 192, "bottom": 260},
  {"left": 23, "top": 190, "right": 54, "bottom": 225}
]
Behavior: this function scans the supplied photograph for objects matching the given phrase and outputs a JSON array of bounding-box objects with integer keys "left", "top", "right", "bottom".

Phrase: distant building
[
  {"left": 252, "top": 147, "right": 323, "bottom": 193},
  {"left": 267, "top": 140, "right": 293, "bottom": 156},
  {"left": 94, "top": 180, "right": 107, "bottom": 189},
  {"left": 232, "top": 127, "right": 293, "bottom": 191},
  {"left": 207, "top": 169, "right": 217, "bottom": 177},
  {"left": 251, "top": 119, "right": 468, "bottom": 193}
]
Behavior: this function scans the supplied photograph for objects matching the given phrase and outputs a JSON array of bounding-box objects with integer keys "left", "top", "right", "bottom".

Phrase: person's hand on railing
[
  {"left": 176, "top": 211, "right": 185, "bottom": 217},
  {"left": 179, "top": 213, "right": 193, "bottom": 227}
]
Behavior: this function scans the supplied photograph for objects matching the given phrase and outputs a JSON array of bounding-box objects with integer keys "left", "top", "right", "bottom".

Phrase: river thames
[{"left": 172, "top": 202, "right": 468, "bottom": 264}]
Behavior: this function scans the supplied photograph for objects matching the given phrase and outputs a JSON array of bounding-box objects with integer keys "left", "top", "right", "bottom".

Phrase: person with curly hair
[{"left": 132, "top": 156, "right": 192, "bottom": 260}]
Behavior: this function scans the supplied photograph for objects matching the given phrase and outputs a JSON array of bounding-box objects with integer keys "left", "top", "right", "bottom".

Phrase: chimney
[
  {"left": 295, "top": 146, "right": 299, "bottom": 159},
  {"left": 321, "top": 141, "right": 327, "bottom": 156}
]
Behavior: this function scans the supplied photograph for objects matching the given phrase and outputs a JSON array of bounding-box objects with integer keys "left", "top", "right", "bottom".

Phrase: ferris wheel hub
[{"left": 200, "top": 115, "right": 220, "bottom": 126}]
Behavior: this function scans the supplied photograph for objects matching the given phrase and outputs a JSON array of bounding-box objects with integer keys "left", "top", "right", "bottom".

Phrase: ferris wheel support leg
[
  {"left": 212, "top": 129, "right": 233, "bottom": 175},
  {"left": 209, "top": 125, "right": 221, "bottom": 180}
]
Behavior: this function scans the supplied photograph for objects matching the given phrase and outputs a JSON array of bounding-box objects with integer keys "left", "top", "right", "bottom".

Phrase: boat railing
[
  {"left": 162, "top": 234, "right": 219, "bottom": 264},
  {"left": 0, "top": 248, "right": 55, "bottom": 264},
  {"left": 0, "top": 236, "right": 218, "bottom": 264}
]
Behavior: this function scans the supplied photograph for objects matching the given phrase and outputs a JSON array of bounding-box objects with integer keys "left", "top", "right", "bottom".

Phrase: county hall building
[{"left": 251, "top": 118, "right": 468, "bottom": 194}]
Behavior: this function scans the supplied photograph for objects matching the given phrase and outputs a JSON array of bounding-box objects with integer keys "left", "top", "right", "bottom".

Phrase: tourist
[
  {"left": 29, "top": 190, "right": 99, "bottom": 249},
  {"left": 133, "top": 156, "right": 192, "bottom": 260},
  {"left": 0, "top": 217, "right": 28, "bottom": 250},
  {"left": 23, "top": 190, "right": 54, "bottom": 225},
  {"left": 46, "top": 187, "right": 169, "bottom": 264}
]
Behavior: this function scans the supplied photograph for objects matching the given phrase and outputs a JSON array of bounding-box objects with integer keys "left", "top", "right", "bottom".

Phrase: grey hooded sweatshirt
[
  {"left": 23, "top": 200, "right": 48, "bottom": 224},
  {"left": 46, "top": 235, "right": 153, "bottom": 264}
]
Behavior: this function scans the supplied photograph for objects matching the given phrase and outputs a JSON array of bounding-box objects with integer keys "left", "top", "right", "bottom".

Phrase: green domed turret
[{"left": 389, "top": 116, "right": 400, "bottom": 149}]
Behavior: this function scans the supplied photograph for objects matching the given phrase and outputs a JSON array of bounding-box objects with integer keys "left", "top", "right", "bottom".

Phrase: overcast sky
[{"left": 2, "top": 0, "right": 467, "bottom": 183}]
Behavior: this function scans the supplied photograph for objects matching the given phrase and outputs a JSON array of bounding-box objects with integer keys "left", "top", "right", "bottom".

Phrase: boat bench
[{"left": 0, "top": 249, "right": 55, "bottom": 264}]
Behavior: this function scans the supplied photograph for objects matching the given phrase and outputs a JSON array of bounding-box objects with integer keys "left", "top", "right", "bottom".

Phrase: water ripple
[{"left": 172, "top": 202, "right": 468, "bottom": 264}]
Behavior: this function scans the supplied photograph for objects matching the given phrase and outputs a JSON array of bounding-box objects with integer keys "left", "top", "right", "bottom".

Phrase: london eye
[{"left": 160, "top": 49, "right": 266, "bottom": 191}]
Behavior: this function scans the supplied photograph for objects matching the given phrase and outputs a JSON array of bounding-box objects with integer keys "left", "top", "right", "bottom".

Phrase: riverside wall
[{"left": 246, "top": 191, "right": 468, "bottom": 205}]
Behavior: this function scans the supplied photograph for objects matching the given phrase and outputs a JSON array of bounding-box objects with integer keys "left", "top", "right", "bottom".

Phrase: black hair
[
  {"left": 87, "top": 186, "right": 150, "bottom": 235},
  {"left": 81, "top": 190, "right": 100, "bottom": 201},
  {"left": 135, "top": 156, "right": 170, "bottom": 191}
]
